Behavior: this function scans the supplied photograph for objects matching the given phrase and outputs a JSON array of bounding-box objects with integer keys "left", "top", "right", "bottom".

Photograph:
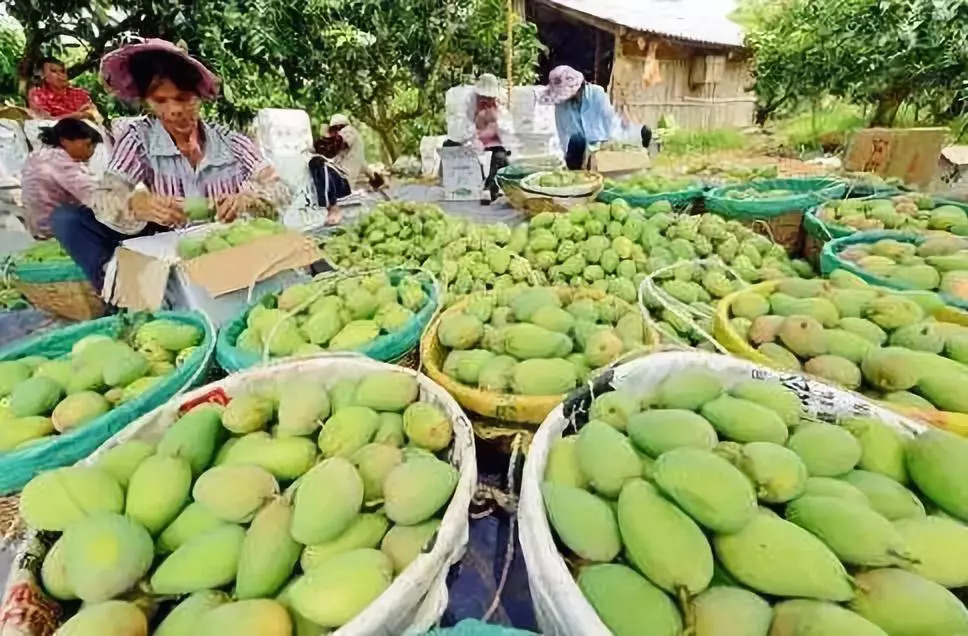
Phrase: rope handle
[{"left": 637, "top": 257, "right": 738, "bottom": 354}]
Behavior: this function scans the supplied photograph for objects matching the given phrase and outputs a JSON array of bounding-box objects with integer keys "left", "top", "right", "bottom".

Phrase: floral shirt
[
  {"left": 21, "top": 146, "right": 94, "bottom": 239},
  {"left": 93, "top": 118, "right": 291, "bottom": 234},
  {"left": 27, "top": 85, "right": 92, "bottom": 118}
]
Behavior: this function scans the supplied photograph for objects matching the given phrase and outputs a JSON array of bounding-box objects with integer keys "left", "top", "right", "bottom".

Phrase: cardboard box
[
  {"left": 103, "top": 225, "right": 321, "bottom": 325},
  {"left": 440, "top": 145, "right": 486, "bottom": 201},
  {"left": 588, "top": 149, "right": 650, "bottom": 176},
  {"left": 845, "top": 127, "right": 947, "bottom": 188}
]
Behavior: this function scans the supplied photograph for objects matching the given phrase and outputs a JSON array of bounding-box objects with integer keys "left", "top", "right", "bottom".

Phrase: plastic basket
[
  {"left": 216, "top": 268, "right": 438, "bottom": 372},
  {"left": 0, "top": 310, "right": 215, "bottom": 495},
  {"left": 704, "top": 177, "right": 848, "bottom": 254},
  {"left": 419, "top": 288, "right": 660, "bottom": 425},
  {"left": 597, "top": 182, "right": 704, "bottom": 211},
  {"left": 803, "top": 199, "right": 968, "bottom": 269},
  {"left": 819, "top": 230, "right": 968, "bottom": 311}
]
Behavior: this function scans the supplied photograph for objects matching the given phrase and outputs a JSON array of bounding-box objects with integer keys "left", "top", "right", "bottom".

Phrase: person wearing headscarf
[
  {"left": 541, "top": 65, "right": 651, "bottom": 170},
  {"left": 309, "top": 113, "right": 384, "bottom": 225},
  {"left": 20, "top": 119, "right": 103, "bottom": 239},
  {"left": 50, "top": 39, "right": 291, "bottom": 290},
  {"left": 445, "top": 73, "right": 516, "bottom": 204}
]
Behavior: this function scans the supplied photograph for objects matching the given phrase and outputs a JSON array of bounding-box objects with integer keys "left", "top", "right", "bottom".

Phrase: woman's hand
[
  {"left": 215, "top": 193, "right": 259, "bottom": 223},
  {"left": 130, "top": 192, "right": 187, "bottom": 228}
]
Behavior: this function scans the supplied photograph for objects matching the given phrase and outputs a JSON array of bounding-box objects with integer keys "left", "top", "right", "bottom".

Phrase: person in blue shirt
[{"left": 540, "top": 65, "right": 651, "bottom": 170}]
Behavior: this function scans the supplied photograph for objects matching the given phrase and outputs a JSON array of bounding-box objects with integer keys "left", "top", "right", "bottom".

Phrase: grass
[
  {"left": 658, "top": 128, "right": 751, "bottom": 156},
  {"left": 771, "top": 102, "right": 866, "bottom": 153}
]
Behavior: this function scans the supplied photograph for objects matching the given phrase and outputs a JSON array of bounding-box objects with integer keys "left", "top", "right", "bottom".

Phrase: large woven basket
[
  {"left": 420, "top": 288, "right": 659, "bottom": 425},
  {"left": 704, "top": 177, "right": 848, "bottom": 255},
  {"left": 10, "top": 259, "right": 104, "bottom": 321}
]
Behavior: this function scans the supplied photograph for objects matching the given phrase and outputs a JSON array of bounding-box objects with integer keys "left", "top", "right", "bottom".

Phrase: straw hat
[{"left": 100, "top": 38, "right": 219, "bottom": 102}]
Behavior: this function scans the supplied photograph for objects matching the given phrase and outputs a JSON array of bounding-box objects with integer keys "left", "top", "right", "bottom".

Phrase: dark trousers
[
  {"left": 565, "top": 124, "right": 654, "bottom": 170},
  {"left": 50, "top": 203, "right": 161, "bottom": 291},
  {"left": 308, "top": 156, "right": 352, "bottom": 208},
  {"left": 442, "top": 140, "right": 509, "bottom": 200}
]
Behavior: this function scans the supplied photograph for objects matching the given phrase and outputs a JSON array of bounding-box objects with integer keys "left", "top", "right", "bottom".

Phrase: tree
[
  {"left": 252, "top": 0, "right": 544, "bottom": 161},
  {"left": 0, "top": 18, "right": 26, "bottom": 101},
  {"left": 744, "top": 0, "right": 968, "bottom": 126},
  {"left": 2, "top": 0, "right": 543, "bottom": 158}
]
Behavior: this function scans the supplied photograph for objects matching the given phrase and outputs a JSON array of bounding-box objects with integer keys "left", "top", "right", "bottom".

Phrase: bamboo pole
[{"left": 506, "top": 0, "right": 514, "bottom": 102}]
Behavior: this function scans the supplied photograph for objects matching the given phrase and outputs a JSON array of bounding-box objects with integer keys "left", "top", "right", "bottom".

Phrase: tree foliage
[
  {"left": 1, "top": 0, "right": 543, "bottom": 159},
  {"left": 744, "top": 0, "right": 968, "bottom": 126}
]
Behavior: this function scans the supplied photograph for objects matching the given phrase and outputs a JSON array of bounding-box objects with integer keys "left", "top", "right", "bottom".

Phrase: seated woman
[
  {"left": 20, "top": 118, "right": 102, "bottom": 239},
  {"left": 445, "top": 73, "right": 515, "bottom": 204},
  {"left": 51, "top": 39, "right": 291, "bottom": 290},
  {"left": 309, "top": 113, "right": 384, "bottom": 226},
  {"left": 541, "top": 65, "right": 651, "bottom": 170}
]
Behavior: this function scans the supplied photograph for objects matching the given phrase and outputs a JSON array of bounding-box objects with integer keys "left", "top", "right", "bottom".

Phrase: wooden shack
[{"left": 525, "top": 0, "right": 754, "bottom": 130}]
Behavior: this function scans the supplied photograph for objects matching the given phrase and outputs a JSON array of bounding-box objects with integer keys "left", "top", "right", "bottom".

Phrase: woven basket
[
  {"left": 704, "top": 177, "right": 848, "bottom": 255},
  {"left": 13, "top": 280, "right": 104, "bottom": 321},
  {"left": 714, "top": 280, "right": 968, "bottom": 437},
  {"left": 9, "top": 258, "right": 105, "bottom": 321},
  {"left": 519, "top": 171, "right": 604, "bottom": 198},
  {"left": 420, "top": 287, "right": 659, "bottom": 425}
]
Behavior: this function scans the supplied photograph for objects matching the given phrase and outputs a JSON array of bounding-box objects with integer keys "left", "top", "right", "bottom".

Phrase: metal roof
[{"left": 537, "top": 0, "right": 745, "bottom": 48}]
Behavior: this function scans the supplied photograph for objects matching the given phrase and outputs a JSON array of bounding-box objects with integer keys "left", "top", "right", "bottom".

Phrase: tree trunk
[
  {"left": 373, "top": 125, "right": 398, "bottom": 165},
  {"left": 870, "top": 94, "right": 904, "bottom": 127},
  {"left": 17, "top": 30, "right": 45, "bottom": 96}
]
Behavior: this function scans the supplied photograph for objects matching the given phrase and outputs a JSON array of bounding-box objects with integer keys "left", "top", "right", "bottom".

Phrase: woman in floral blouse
[{"left": 50, "top": 39, "right": 291, "bottom": 290}]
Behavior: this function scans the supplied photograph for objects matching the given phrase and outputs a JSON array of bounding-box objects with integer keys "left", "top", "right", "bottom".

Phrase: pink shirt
[{"left": 20, "top": 146, "right": 94, "bottom": 239}]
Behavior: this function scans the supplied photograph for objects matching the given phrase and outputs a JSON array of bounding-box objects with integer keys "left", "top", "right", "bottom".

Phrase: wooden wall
[{"left": 610, "top": 36, "right": 755, "bottom": 130}]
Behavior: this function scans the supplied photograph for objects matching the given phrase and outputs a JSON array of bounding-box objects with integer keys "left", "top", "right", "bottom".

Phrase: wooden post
[
  {"left": 506, "top": 0, "right": 514, "bottom": 102},
  {"left": 593, "top": 29, "right": 601, "bottom": 84}
]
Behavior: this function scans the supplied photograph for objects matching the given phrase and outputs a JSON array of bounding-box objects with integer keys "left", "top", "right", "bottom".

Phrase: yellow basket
[
  {"left": 420, "top": 287, "right": 660, "bottom": 425},
  {"left": 715, "top": 280, "right": 968, "bottom": 436},
  {"left": 13, "top": 280, "right": 105, "bottom": 321}
]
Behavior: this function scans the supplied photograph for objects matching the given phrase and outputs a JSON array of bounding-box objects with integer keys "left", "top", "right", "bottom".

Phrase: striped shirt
[
  {"left": 21, "top": 146, "right": 94, "bottom": 239},
  {"left": 93, "top": 117, "right": 291, "bottom": 234}
]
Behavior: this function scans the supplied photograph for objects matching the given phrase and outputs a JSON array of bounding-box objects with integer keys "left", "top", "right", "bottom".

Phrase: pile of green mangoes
[
  {"left": 436, "top": 287, "right": 648, "bottom": 396},
  {"left": 839, "top": 171, "right": 903, "bottom": 192},
  {"left": 602, "top": 171, "right": 696, "bottom": 194},
  {"left": 322, "top": 200, "right": 812, "bottom": 310},
  {"left": 838, "top": 235, "right": 968, "bottom": 302},
  {"left": 234, "top": 272, "right": 430, "bottom": 359},
  {"left": 815, "top": 194, "right": 968, "bottom": 233},
  {"left": 532, "top": 170, "right": 598, "bottom": 188},
  {"left": 178, "top": 218, "right": 285, "bottom": 260},
  {"left": 15, "top": 239, "right": 71, "bottom": 264},
  {"left": 725, "top": 271, "right": 968, "bottom": 413},
  {"left": 0, "top": 279, "right": 28, "bottom": 311},
  {"left": 723, "top": 187, "right": 794, "bottom": 200},
  {"left": 0, "top": 320, "right": 201, "bottom": 451},
  {"left": 541, "top": 369, "right": 968, "bottom": 634},
  {"left": 682, "top": 160, "right": 779, "bottom": 185},
  {"left": 20, "top": 368, "right": 461, "bottom": 633}
]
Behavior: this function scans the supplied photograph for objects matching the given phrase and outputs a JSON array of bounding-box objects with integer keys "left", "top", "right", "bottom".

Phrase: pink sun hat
[
  {"left": 100, "top": 38, "right": 220, "bottom": 102},
  {"left": 540, "top": 65, "right": 585, "bottom": 105}
]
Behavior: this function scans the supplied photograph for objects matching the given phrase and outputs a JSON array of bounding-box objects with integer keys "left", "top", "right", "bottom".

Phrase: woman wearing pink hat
[
  {"left": 50, "top": 39, "right": 290, "bottom": 290},
  {"left": 541, "top": 65, "right": 651, "bottom": 170}
]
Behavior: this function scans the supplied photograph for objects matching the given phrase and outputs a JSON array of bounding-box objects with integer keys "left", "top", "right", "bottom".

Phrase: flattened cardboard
[
  {"left": 589, "top": 149, "right": 650, "bottom": 176},
  {"left": 177, "top": 231, "right": 321, "bottom": 297},
  {"left": 110, "top": 247, "right": 170, "bottom": 310},
  {"left": 845, "top": 127, "right": 946, "bottom": 187}
]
